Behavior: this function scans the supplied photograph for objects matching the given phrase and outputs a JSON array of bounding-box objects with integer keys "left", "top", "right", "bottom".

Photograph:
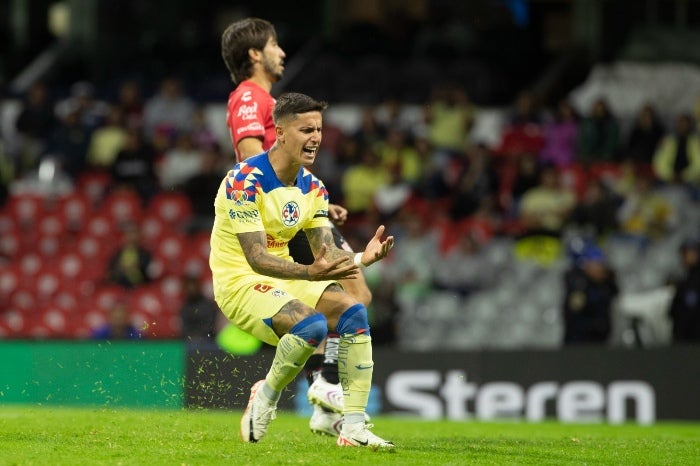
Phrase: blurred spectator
[
  {"left": 110, "top": 129, "right": 159, "bottom": 202},
  {"left": 616, "top": 170, "right": 675, "bottom": 243},
  {"left": 424, "top": 83, "right": 475, "bottom": 157},
  {"left": 351, "top": 106, "right": 386, "bottom": 148},
  {"left": 55, "top": 81, "right": 109, "bottom": 131},
  {"left": 157, "top": 132, "right": 202, "bottom": 190},
  {"left": 143, "top": 77, "right": 195, "bottom": 139},
  {"left": 567, "top": 178, "right": 620, "bottom": 237},
  {"left": 91, "top": 300, "right": 142, "bottom": 340},
  {"left": 14, "top": 81, "right": 56, "bottom": 174},
  {"left": 183, "top": 144, "right": 226, "bottom": 233},
  {"left": 497, "top": 90, "right": 545, "bottom": 159},
  {"left": 106, "top": 222, "right": 153, "bottom": 289},
  {"left": 508, "top": 89, "right": 544, "bottom": 126},
  {"left": 374, "top": 126, "right": 422, "bottom": 184},
  {"left": 117, "top": 80, "right": 144, "bottom": 130},
  {"left": 518, "top": 163, "right": 576, "bottom": 235},
  {"left": 652, "top": 113, "right": 700, "bottom": 185},
  {"left": 540, "top": 99, "right": 579, "bottom": 168},
  {"left": 505, "top": 153, "right": 541, "bottom": 215},
  {"left": 179, "top": 274, "right": 218, "bottom": 342},
  {"left": 372, "top": 161, "right": 413, "bottom": 222},
  {"left": 86, "top": 105, "right": 128, "bottom": 170},
  {"left": 562, "top": 244, "right": 618, "bottom": 345},
  {"left": 375, "top": 97, "right": 419, "bottom": 139},
  {"left": 668, "top": 238, "right": 700, "bottom": 343},
  {"left": 46, "top": 109, "right": 92, "bottom": 178},
  {"left": 432, "top": 231, "right": 495, "bottom": 297},
  {"left": 190, "top": 106, "right": 218, "bottom": 149},
  {"left": 577, "top": 97, "right": 621, "bottom": 164},
  {"left": 387, "top": 211, "right": 437, "bottom": 308},
  {"left": 625, "top": 103, "right": 665, "bottom": 166},
  {"left": 449, "top": 143, "right": 498, "bottom": 220},
  {"left": 341, "top": 147, "right": 390, "bottom": 214}
]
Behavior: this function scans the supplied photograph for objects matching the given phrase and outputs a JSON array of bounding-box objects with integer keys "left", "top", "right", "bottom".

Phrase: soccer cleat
[
  {"left": 307, "top": 376, "right": 343, "bottom": 414},
  {"left": 337, "top": 422, "right": 395, "bottom": 450},
  {"left": 309, "top": 405, "right": 343, "bottom": 436},
  {"left": 240, "top": 380, "right": 277, "bottom": 443}
]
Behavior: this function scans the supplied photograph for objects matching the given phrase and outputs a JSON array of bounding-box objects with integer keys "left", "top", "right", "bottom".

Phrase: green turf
[{"left": 0, "top": 406, "right": 698, "bottom": 465}]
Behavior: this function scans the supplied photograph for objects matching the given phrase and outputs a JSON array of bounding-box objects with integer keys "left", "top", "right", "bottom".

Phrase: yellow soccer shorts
[{"left": 214, "top": 275, "right": 337, "bottom": 346}]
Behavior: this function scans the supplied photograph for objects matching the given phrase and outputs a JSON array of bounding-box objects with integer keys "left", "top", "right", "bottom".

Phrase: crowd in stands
[{"left": 1, "top": 75, "right": 699, "bottom": 348}]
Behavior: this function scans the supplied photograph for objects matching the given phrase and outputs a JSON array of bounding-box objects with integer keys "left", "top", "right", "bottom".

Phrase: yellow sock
[
  {"left": 338, "top": 333, "right": 373, "bottom": 414},
  {"left": 265, "top": 333, "right": 315, "bottom": 393}
]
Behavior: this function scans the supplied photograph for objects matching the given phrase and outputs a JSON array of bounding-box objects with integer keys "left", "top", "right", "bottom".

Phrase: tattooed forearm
[
  {"left": 306, "top": 227, "right": 353, "bottom": 261},
  {"left": 238, "top": 231, "right": 309, "bottom": 279}
]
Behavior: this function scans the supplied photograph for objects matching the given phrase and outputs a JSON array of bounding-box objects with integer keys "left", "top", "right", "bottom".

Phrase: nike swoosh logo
[
  {"left": 352, "top": 438, "right": 369, "bottom": 446},
  {"left": 355, "top": 364, "right": 373, "bottom": 370}
]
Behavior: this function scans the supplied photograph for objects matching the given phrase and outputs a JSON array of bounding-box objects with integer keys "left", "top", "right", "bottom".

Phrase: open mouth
[{"left": 302, "top": 147, "right": 318, "bottom": 155}]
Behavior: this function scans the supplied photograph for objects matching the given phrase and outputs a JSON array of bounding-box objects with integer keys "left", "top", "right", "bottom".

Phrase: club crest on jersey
[
  {"left": 231, "top": 190, "right": 248, "bottom": 205},
  {"left": 282, "top": 201, "right": 300, "bottom": 227}
]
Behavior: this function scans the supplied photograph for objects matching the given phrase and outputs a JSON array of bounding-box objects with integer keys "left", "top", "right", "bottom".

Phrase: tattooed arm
[
  {"left": 305, "top": 225, "right": 395, "bottom": 267},
  {"left": 237, "top": 230, "right": 359, "bottom": 281},
  {"left": 305, "top": 226, "right": 354, "bottom": 262}
]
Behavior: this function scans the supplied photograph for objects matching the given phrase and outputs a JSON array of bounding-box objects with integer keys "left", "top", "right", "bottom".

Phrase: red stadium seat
[
  {"left": 40, "top": 306, "right": 69, "bottom": 337},
  {"left": 192, "top": 231, "right": 211, "bottom": 262},
  {"left": 37, "top": 213, "right": 67, "bottom": 237},
  {"left": 76, "top": 170, "right": 112, "bottom": 207},
  {"left": 0, "top": 210, "right": 15, "bottom": 234},
  {"left": 6, "top": 194, "right": 44, "bottom": 228},
  {"left": 1, "top": 308, "right": 32, "bottom": 338},
  {"left": 84, "top": 212, "right": 117, "bottom": 240},
  {"left": 103, "top": 189, "right": 144, "bottom": 226},
  {"left": 0, "top": 228, "right": 21, "bottom": 258},
  {"left": 0, "top": 264, "right": 21, "bottom": 304},
  {"left": 147, "top": 191, "right": 193, "bottom": 227},
  {"left": 56, "top": 252, "right": 88, "bottom": 283},
  {"left": 140, "top": 215, "right": 167, "bottom": 248},
  {"left": 18, "top": 253, "right": 43, "bottom": 279},
  {"left": 37, "top": 234, "right": 62, "bottom": 259},
  {"left": 34, "top": 269, "right": 62, "bottom": 303},
  {"left": 128, "top": 286, "right": 165, "bottom": 317},
  {"left": 153, "top": 233, "right": 188, "bottom": 276},
  {"left": 91, "top": 284, "right": 127, "bottom": 311},
  {"left": 58, "top": 192, "right": 92, "bottom": 232}
]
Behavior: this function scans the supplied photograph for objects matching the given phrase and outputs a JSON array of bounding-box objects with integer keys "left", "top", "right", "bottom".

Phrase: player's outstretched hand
[
  {"left": 307, "top": 244, "right": 360, "bottom": 281},
  {"left": 358, "top": 225, "right": 394, "bottom": 267}
]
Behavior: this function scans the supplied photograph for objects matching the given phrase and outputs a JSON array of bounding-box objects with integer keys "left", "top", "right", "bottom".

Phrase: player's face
[
  {"left": 262, "top": 36, "right": 286, "bottom": 82},
  {"left": 282, "top": 111, "right": 322, "bottom": 166}
]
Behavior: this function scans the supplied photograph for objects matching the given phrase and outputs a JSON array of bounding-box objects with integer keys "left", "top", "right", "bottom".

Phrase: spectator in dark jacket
[
  {"left": 669, "top": 238, "right": 700, "bottom": 343},
  {"left": 563, "top": 245, "right": 618, "bottom": 344}
]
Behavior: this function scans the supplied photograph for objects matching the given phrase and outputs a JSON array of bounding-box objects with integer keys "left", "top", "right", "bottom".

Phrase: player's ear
[
  {"left": 275, "top": 125, "right": 284, "bottom": 143},
  {"left": 248, "top": 47, "right": 262, "bottom": 63}
]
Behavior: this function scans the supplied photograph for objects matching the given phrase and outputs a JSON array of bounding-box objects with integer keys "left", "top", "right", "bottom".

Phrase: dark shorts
[{"left": 288, "top": 226, "right": 353, "bottom": 265}]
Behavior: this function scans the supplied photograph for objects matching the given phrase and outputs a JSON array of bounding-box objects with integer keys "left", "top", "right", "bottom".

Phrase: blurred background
[{"left": 1, "top": 0, "right": 700, "bottom": 354}]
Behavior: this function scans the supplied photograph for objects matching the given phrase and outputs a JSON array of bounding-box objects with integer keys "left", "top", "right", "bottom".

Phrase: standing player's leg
[
  {"left": 288, "top": 232, "right": 345, "bottom": 435},
  {"left": 315, "top": 291, "right": 394, "bottom": 449}
]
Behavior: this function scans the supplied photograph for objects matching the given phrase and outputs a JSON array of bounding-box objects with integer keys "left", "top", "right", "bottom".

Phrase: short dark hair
[
  {"left": 273, "top": 92, "right": 328, "bottom": 124},
  {"left": 221, "top": 18, "right": 276, "bottom": 84}
]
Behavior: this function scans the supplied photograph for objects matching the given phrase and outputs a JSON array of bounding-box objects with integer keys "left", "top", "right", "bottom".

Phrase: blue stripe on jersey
[{"left": 230, "top": 152, "right": 328, "bottom": 200}]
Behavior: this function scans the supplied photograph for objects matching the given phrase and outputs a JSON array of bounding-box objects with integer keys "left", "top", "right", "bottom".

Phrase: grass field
[{"left": 1, "top": 406, "right": 699, "bottom": 465}]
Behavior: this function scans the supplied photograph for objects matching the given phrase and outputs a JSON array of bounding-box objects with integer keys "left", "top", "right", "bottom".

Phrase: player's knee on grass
[
  {"left": 335, "top": 304, "right": 370, "bottom": 337},
  {"left": 290, "top": 314, "right": 328, "bottom": 347}
]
